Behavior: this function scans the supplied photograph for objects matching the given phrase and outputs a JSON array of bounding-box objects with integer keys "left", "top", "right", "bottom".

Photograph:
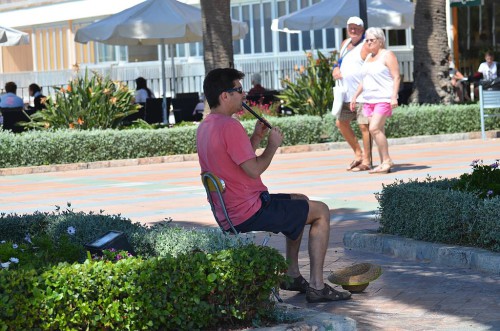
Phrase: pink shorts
[{"left": 363, "top": 102, "right": 393, "bottom": 117}]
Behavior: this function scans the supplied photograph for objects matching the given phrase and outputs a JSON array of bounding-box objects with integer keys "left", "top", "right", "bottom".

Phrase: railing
[{"left": 0, "top": 50, "right": 414, "bottom": 103}]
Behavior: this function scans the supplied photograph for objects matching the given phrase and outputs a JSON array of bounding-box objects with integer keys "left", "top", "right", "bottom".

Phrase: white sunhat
[{"left": 347, "top": 16, "right": 364, "bottom": 27}]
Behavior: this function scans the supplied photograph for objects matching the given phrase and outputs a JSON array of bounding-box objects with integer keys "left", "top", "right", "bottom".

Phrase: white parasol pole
[
  {"left": 169, "top": 43, "right": 176, "bottom": 97},
  {"left": 160, "top": 39, "right": 168, "bottom": 124}
]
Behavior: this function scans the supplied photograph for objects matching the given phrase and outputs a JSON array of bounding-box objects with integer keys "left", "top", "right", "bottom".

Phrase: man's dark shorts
[{"left": 234, "top": 192, "right": 309, "bottom": 241}]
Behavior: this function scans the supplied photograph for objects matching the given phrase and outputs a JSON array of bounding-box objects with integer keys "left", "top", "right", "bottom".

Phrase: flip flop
[
  {"left": 346, "top": 160, "right": 362, "bottom": 171},
  {"left": 351, "top": 164, "right": 371, "bottom": 172}
]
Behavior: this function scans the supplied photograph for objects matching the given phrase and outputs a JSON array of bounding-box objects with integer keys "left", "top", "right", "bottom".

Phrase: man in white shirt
[
  {"left": 477, "top": 51, "right": 498, "bottom": 81},
  {"left": 332, "top": 17, "right": 372, "bottom": 172}
]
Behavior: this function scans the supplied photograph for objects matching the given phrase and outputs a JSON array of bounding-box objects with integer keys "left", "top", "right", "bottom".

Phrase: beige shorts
[{"left": 337, "top": 102, "right": 368, "bottom": 125}]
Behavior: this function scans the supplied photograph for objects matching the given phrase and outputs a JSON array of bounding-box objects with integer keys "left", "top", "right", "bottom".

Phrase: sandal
[
  {"left": 306, "top": 283, "right": 352, "bottom": 303},
  {"left": 346, "top": 160, "right": 362, "bottom": 171},
  {"left": 280, "top": 275, "right": 309, "bottom": 293},
  {"left": 351, "top": 164, "right": 371, "bottom": 172},
  {"left": 369, "top": 161, "right": 394, "bottom": 174}
]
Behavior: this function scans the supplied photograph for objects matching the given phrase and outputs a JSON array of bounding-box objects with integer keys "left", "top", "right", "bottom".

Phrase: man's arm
[{"left": 241, "top": 126, "right": 283, "bottom": 179}]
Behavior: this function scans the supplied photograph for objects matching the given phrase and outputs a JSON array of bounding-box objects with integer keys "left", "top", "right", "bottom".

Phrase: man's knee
[
  {"left": 307, "top": 200, "right": 330, "bottom": 224},
  {"left": 290, "top": 193, "right": 309, "bottom": 200}
]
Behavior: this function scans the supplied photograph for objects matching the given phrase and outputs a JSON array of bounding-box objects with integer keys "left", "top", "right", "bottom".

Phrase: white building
[{"left": 0, "top": 0, "right": 414, "bottom": 99}]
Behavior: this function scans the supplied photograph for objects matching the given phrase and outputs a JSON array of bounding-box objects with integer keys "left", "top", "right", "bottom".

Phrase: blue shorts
[{"left": 234, "top": 192, "right": 309, "bottom": 241}]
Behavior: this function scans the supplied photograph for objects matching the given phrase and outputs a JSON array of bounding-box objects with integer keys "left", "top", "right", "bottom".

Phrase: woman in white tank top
[{"left": 349, "top": 27, "right": 401, "bottom": 174}]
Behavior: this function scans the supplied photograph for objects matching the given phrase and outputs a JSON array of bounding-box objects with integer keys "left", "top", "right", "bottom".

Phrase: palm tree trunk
[
  {"left": 410, "top": 0, "right": 453, "bottom": 105},
  {"left": 200, "top": 0, "right": 234, "bottom": 74}
]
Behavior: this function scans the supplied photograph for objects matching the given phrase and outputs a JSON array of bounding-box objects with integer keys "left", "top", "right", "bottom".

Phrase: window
[{"left": 387, "top": 30, "right": 407, "bottom": 47}]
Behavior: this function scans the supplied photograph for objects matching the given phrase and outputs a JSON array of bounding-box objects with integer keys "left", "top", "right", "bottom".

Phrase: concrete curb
[
  {"left": 344, "top": 229, "right": 500, "bottom": 275},
  {"left": 252, "top": 303, "right": 357, "bottom": 331},
  {"left": 1, "top": 130, "right": 499, "bottom": 177}
]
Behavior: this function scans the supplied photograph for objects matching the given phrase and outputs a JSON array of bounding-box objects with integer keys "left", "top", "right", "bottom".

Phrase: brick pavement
[{"left": 1, "top": 137, "right": 499, "bottom": 330}]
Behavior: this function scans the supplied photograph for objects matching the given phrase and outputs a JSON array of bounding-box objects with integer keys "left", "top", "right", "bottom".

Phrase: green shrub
[
  {"left": 1, "top": 103, "right": 499, "bottom": 169},
  {"left": 24, "top": 70, "right": 140, "bottom": 130},
  {"left": 0, "top": 208, "right": 255, "bottom": 262},
  {"left": 376, "top": 176, "right": 500, "bottom": 251},
  {"left": 0, "top": 245, "right": 287, "bottom": 330},
  {"left": 279, "top": 50, "right": 337, "bottom": 116},
  {"left": 452, "top": 159, "right": 500, "bottom": 198}
]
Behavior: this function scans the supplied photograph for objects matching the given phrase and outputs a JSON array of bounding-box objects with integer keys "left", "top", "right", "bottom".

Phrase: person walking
[
  {"left": 332, "top": 16, "right": 371, "bottom": 172},
  {"left": 197, "top": 68, "right": 352, "bottom": 303},
  {"left": 350, "top": 27, "right": 400, "bottom": 174}
]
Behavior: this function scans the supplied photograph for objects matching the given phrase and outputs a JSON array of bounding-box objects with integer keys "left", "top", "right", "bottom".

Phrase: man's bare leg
[
  {"left": 336, "top": 119, "right": 362, "bottom": 163},
  {"left": 285, "top": 194, "right": 329, "bottom": 290}
]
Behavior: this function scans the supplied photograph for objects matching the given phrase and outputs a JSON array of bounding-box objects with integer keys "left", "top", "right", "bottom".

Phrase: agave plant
[
  {"left": 24, "top": 70, "right": 140, "bottom": 130},
  {"left": 278, "top": 50, "right": 338, "bottom": 116}
]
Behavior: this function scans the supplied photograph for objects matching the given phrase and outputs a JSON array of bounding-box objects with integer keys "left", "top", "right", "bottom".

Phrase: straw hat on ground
[{"left": 328, "top": 263, "right": 382, "bottom": 293}]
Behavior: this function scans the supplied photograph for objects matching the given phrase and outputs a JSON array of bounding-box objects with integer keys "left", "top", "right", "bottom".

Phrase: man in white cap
[{"left": 332, "top": 16, "right": 371, "bottom": 172}]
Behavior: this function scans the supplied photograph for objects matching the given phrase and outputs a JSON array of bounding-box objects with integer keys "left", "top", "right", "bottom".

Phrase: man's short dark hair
[
  {"left": 203, "top": 68, "right": 245, "bottom": 109},
  {"left": 5, "top": 82, "right": 17, "bottom": 94}
]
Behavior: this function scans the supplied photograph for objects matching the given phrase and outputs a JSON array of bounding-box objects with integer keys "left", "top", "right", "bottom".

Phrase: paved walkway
[{"left": 1, "top": 136, "right": 499, "bottom": 330}]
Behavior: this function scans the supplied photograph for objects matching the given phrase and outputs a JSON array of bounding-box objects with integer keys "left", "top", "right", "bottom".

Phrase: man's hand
[
  {"left": 268, "top": 126, "right": 283, "bottom": 149},
  {"left": 253, "top": 120, "right": 269, "bottom": 140},
  {"left": 332, "top": 67, "right": 342, "bottom": 80}
]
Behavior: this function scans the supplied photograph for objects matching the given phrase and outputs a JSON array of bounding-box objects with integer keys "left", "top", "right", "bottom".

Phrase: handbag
[
  {"left": 331, "top": 39, "right": 352, "bottom": 118},
  {"left": 331, "top": 80, "right": 345, "bottom": 118}
]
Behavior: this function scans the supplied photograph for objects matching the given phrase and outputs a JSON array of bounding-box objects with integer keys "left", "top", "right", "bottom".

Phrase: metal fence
[{"left": 0, "top": 50, "right": 414, "bottom": 104}]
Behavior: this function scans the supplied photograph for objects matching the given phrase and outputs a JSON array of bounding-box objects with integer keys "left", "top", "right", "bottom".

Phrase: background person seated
[
  {"left": 192, "top": 94, "right": 205, "bottom": 122},
  {"left": 0, "top": 81, "right": 24, "bottom": 109},
  {"left": 134, "top": 77, "right": 154, "bottom": 104},
  {"left": 477, "top": 51, "right": 498, "bottom": 81},
  {"left": 448, "top": 55, "right": 470, "bottom": 102},
  {"left": 247, "top": 73, "right": 266, "bottom": 96},
  {"left": 27, "top": 83, "right": 47, "bottom": 114}
]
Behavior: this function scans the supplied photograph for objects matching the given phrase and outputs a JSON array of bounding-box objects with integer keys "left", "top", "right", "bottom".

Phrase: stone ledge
[
  {"left": 344, "top": 229, "right": 500, "bottom": 275},
  {"left": 252, "top": 303, "right": 357, "bottom": 331}
]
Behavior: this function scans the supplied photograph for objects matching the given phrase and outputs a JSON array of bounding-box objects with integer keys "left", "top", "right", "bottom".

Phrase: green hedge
[
  {"left": 376, "top": 178, "right": 500, "bottom": 252},
  {"left": 0, "top": 246, "right": 286, "bottom": 330},
  {"left": 1, "top": 104, "right": 499, "bottom": 169},
  {"left": 0, "top": 210, "right": 288, "bottom": 329}
]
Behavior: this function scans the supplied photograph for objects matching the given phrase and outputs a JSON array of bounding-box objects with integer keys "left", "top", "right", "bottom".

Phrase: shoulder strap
[{"left": 339, "top": 38, "right": 352, "bottom": 60}]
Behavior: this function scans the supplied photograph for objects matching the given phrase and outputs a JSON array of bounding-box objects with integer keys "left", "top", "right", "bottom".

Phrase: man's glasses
[
  {"left": 366, "top": 38, "right": 377, "bottom": 43},
  {"left": 224, "top": 86, "right": 243, "bottom": 94}
]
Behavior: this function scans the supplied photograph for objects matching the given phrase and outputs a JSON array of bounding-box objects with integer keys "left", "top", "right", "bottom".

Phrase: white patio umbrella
[
  {"left": 0, "top": 25, "right": 30, "bottom": 46},
  {"left": 0, "top": 29, "right": 6, "bottom": 43},
  {"left": 271, "top": 0, "right": 414, "bottom": 33},
  {"left": 75, "top": 0, "right": 248, "bottom": 124}
]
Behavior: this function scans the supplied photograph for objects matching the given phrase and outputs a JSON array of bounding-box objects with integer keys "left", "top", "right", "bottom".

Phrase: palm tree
[
  {"left": 200, "top": 0, "right": 234, "bottom": 74},
  {"left": 409, "top": 0, "right": 453, "bottom": 104}
]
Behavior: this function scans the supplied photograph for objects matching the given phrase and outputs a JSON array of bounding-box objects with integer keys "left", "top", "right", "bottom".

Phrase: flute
[{"left": 241, "top": 102, "right": 272, "bottom": 129}]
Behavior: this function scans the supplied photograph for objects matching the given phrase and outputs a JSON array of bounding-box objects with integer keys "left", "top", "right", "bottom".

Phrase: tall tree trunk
[
  {"left": 409, "top": 0, "right": 453, "bottom": 105},
  {"left": 200, "top": 0, "right": 234, "bottom": 74}
]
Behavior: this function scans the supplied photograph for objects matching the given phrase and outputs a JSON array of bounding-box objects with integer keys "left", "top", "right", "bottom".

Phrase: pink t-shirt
[{"left": 197, "top": 113, "right": 267, "bottom": 228}]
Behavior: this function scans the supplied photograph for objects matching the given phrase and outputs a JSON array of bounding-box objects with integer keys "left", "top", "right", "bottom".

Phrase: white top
[
  {"left": 340, "top": 39, "right": 365, "bottom": 102},
  {"left": 134, "top": 89, "right": 149, "bottom": 104},
  {"left": 478, "top": 61, "right": 498, "bottom": 80},
  {"left": 361, "top": 50, "right": 394, "bottom": 104}
]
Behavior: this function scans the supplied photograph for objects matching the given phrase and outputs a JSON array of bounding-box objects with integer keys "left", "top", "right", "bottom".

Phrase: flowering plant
[
  {"left": 452, "top": 159, "right": 500, "bottom": 199},
  {"left": 234, "top": 100, "right": 279, "bottom": 122},
  {"left": 24, "top": 69, "right": 140, "bottom": 130},
  {"left": 92, "top": 248, "right": 134, "bottom": 263},
  {"left": 278, "top": 50, "right": 338, "bottom": 116}
]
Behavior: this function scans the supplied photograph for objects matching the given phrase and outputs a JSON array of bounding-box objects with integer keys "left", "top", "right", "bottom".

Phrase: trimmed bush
[
  {"left": 1, "top": 103, "right": 499, "bottom": 169},
  {"left": 0, "top": 210, "right": 288, "bottom": 329},
  {"left": 376, "top": 177, "right": 500, "bottom": 252},
  {"left": 0, "top": 245, "right": 287, "bottom": 330}
]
